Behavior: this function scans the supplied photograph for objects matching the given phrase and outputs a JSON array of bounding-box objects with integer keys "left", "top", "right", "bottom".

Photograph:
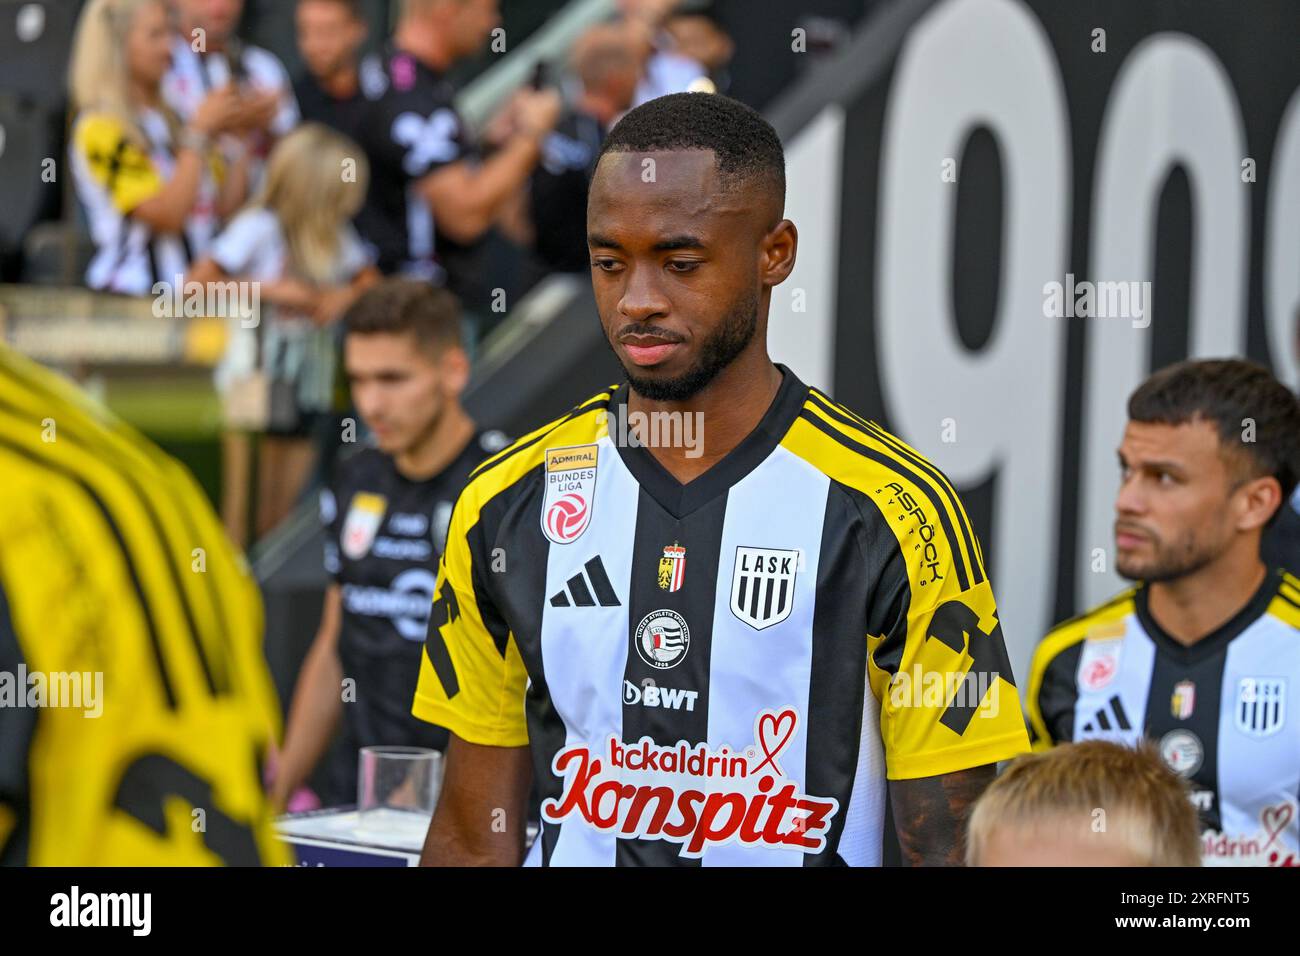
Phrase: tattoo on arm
[{"left": 889, "top": 764, "right": 997, "bottom": 866}]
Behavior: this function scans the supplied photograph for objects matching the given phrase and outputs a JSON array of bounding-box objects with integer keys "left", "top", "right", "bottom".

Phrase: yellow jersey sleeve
[
  {"left": 0, "top": 345, "right": 290, "bottom": 866},
  {"left": 74, "top": 114, "right": 164, "bottom": 215},
  {"left": 411, "top": 482, "right": 529, "bottom": 747},
  {"left": 866, "top": 482, "right": 1031, "bottom": 780}
]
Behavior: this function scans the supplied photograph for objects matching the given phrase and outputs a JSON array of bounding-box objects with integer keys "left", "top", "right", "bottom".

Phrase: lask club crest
[
  {"left": 731, "top": 546, "right": 800, "bottom": 630},
  {"left": 341, "top": 492, "right": 387, "bottom": 560},
  {"left": 1235, "top": 677, "right": 1286, "bottom": 739},
  {"left": 542, "top": 444, "right": 598, "bottom": 545}
]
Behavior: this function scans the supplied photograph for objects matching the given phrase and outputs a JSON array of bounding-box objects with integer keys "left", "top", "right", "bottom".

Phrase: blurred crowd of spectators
[{"left": 64, "top": 0, "right": 740, "bottom": 543}]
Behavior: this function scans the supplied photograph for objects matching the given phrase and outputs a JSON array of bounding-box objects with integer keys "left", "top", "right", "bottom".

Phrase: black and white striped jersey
[
  {"left": 1029, "top": 571, "right": 1300, "bottom": 866},
  {"left": 413, "top": 367, "right": 1030, "bottom": 866}
]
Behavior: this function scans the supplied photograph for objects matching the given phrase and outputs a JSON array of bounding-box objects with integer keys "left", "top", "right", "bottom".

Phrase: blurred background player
[
  {"left": 527, "top": 24, "right": 641, "bottom": 274},
  {"left": 351, "top": 0, "right": 562, "bottom": 340},
  {"left": 269, "top": 280, "right": 506, "bottom": 810},
  {"left": 967, "top": 740, "right": 1202, "bottom": 867},
  {"left": 292, "top": 0, "right": 382, "bottom": 145},
  {"left": 0, "top": 343, "right": 287, "bottom": 865},
  {"left": 661, "top": 1, "right": 735, "bottom": 94},
  {"left": 1028, "top": 358, "right": 1300, "bottom": 866}
]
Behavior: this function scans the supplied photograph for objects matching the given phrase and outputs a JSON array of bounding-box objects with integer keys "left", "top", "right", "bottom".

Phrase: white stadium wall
[{"left": 767, "top": 0, "right": 1300, "bottom": 680}]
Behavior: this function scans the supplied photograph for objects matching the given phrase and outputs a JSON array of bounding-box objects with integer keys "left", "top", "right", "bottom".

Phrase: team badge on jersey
[
  {"left": 341, "top": 492, "right": 388, "bottom": 560},
  {"left": 1077, "top": 635, "right": 1122, "bottom": 692},
  {"left": 1171, "top": 680, "right": 1196, "bottom": 720},
  {"left": 1159, "top": 729, "right": 1204, "bottom": 777},
  {"left": 635, "top": 609, "right": 690, "bottom": 669},
  {"left": 1235, "top": 677, "right": 1286, "bottom": 738},
  {"left": 658, "top": 543, "right": 686, "bottom": 592},
  {"left": 730, "top": 546, "right": 799, "bottom": 630},
  {"left": 542, "top": 444, "right": 598, "bottom": 545}
]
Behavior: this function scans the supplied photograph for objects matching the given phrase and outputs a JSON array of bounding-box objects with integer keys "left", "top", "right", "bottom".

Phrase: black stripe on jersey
[
  {"left": 0, "top": 388, "right": 226, "bottom": 696},
  {"left": 1136, "top": 572, "right": 1278, "bottom": 665},
  {"left": 424, "top": 476, "right": 537, "bottom": 697},
  {"left": 466, "top": 513, "right": 517, "bottom": 660},
  {"left": 1142, "top": 651, "right": 1227, "bottom": 834},
  {"left": 0, "top": 579, "right": 35, "bottom": 865},
  {"left": 616, "top": 488, "right": 727, "bottom": 867},
  {"left": 528, "top": 672, "right": 569, "bottom": 867},
  {"left": 467, "top": 392, "right": 613, "bottom": 484},
  {"left": 0, "top": 434, "right": 178, "bottom": 708},
  {"left": 609, "top": 370, "right": 810, "bottom": 519},
  {"left": 797, "top": 409, "right": 972, "bottom": 592},
  {"left": 804, "top": 483, "right": 879, "bottom": 865},
  {"left": 807, "top": 390, "right": 983, "bottom": 587},
  {"left": 1036, "top": 642, "right": 1084, "bottom": 744}
]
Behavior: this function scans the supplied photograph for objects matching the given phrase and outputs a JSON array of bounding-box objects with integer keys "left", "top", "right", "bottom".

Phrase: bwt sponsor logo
[
  {"left": 541, "top": 707, "right": 839, "bottom": 858},
  {"left": 152, "top": 274, "right": 261, "bottom": 327},
  {"left": 597, "top": 406, "right": 704, "bottom": 459},
  {"left": 623, "top": 679, "right": 698, "bottom": 711},
  {"left": 0, "top": 667, "right": 103, "bottom": 718},
  {"left": 50, "top": 886, "right": 151, "bottom": 936},
  {"left": 1042, "top": 274, "right": 1152, "bottom": 327}
]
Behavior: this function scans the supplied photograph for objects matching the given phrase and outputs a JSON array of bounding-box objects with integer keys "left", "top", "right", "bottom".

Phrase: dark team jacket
[
  {"left": 529, "top": 108, "right": 607, "bottom": 273},
  {"left": 321, "top": 430, "right": 508, "bottom": 760},
  {"left": 352, "top": 47, "right": 474, "bottom": 278}
]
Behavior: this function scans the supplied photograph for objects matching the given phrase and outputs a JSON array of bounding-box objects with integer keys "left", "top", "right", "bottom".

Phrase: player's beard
[
  {"left": 1114, "top": 523, "right": 1225, "bottom": 583},
  {"left": 616, "top": 285, "right": 759, "bottom": 402}
]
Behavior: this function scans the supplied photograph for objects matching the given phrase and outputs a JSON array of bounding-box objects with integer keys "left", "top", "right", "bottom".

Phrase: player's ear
[
  {"left": 1235, "top": 473, "right": 1282, "bottom": 532},
  {"left": 438, "top": 344, "right": 472, "bottom": 398},
  {"left": 761, "top": 219, "right": 797, "bottom": 286}
]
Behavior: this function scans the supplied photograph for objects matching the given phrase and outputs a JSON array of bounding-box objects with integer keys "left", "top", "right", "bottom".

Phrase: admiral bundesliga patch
[
  {"left": 541, "top": 706, "right": 840, "bottom": 859},
  {"left": 542, "top": 444, "right": 598, "bottom": 545},
  {"left": 341, "top": 492, "right": 387, "bottom": 560}
]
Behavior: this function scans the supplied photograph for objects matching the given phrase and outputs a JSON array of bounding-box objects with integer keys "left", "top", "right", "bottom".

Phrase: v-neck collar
[
  {"left": 608, "top": 364, "right": 809, "bottom": 519},
  {"left": 1134, "top": 568, "right": 1281, "bottom": 665}
]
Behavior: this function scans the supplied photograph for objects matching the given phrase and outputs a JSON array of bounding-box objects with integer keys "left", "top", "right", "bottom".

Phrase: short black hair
[
  {"left": 342, "top": 279, "right": 461, "bottom": 352},
  {"left": 1129, "top": 358, "right": 1300, "bottom": 515},
  {"left": 598, "top": 92, "right": 785, "bottom": 214}
]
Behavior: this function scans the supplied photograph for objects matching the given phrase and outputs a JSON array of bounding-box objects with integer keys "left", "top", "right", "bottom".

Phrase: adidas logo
[
  {"left": 550, "top": 556, "right": 620, "bottom": 607},
  {"left": 1082, "top": 695, "right": 1132, "bottom": 733}
]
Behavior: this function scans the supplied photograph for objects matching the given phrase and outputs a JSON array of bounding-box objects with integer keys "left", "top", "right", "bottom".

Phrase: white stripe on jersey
[
  {"left": 701, "top": 444, "right": 829, "bottom": 866},
  {"left": 1071, "top": 622, "right": 1154, "bottom": 746},
  {"left": 540, "top": 434, "right": 637, "bottom": 866},
  {"left": 1216, "top": 624, "right": 1300, "bottom": 865},
  {"left": 835, "top": 675, "right": 887, "bottom": 867}
]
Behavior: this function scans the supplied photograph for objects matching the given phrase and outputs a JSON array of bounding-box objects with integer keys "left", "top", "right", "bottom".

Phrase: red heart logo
[
  {"left": 754, "top": 708, "right": 797, "bottom": 776},
  {"left": 1261, "top": 802, "right": 1294, "bottom": 849}
]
